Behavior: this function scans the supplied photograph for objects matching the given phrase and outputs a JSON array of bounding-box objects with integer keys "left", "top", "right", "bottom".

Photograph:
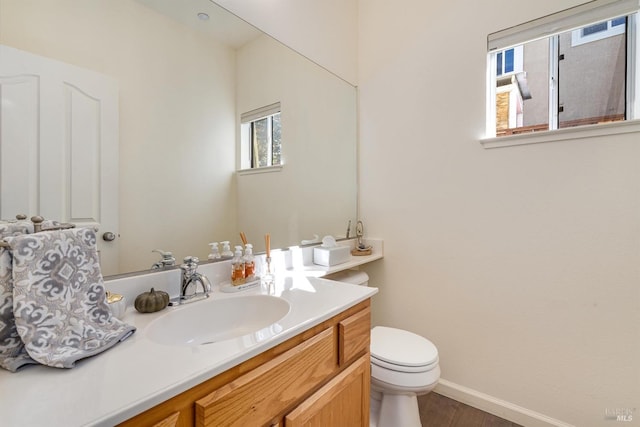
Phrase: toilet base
[
  {"left": 370, "top": 391, "right": 381, "bottom": 427},
  {"left": 370, "top": 390, "right": 422, "bottom": 427}
]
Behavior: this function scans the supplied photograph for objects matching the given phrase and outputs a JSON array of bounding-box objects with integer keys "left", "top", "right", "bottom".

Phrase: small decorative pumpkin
[{"left": 134, "top": 287, "right": 170, "bottom": 313}]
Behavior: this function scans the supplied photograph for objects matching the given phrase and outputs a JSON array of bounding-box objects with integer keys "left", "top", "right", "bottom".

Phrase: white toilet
[
  {"left": 324, "top": 270, "right": 440, "bottom": 427},
  {"left": 370, "top": 326, "right": 440, "bottom": 427}
]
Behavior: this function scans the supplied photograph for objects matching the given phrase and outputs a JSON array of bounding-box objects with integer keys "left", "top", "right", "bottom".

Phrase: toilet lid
[{"left": 370, "top": 326, "right": 438, "bottom": 367}]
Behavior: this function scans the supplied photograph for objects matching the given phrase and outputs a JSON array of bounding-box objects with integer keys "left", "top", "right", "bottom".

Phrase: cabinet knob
[{"left": 102, "top": 231, "right": 116, "bottom": 241}]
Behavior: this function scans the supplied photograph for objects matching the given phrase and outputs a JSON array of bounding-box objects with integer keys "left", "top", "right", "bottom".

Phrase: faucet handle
[
  {"left": 182, "top": 256, "right": 199, "bottom": 265},
  {"left": 181, "top": 256, "right": 200, "bottom": 274}
]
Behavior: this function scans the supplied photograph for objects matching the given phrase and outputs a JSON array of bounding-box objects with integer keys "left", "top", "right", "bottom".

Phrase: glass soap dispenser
[
  {"left": 231, "top": 245, "right": 245, "bottom": 285},
  {"left": 244, "top": 243, "right": 255, "bottom": 280},
  {"left": 220, "top": 241, "right": 233, "bottom": 259},
  {"left": 208, "top": 242, "right": 221, "bottom": 260}
]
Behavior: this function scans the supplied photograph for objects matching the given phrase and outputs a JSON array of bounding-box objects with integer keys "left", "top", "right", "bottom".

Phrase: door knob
[{"left": 102, "top": 232, "right": 116, "bottom": 241}]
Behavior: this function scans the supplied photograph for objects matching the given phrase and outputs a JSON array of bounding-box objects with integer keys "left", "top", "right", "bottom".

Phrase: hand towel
[
  {"left": 0, "top": 222, "right": 38, "bottom": 372},
  {"left": 8, "top": 227, "right": 135, "bottom": 369}
]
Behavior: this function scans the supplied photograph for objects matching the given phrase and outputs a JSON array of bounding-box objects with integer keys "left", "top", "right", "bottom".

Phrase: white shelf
[{"left": 287, "top": 238, "right": 384, "bottom": 277}]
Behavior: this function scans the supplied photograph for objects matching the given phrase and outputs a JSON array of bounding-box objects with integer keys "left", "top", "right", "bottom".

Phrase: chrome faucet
[{"left": 170, "top": 256, "right": 211, "bottom": 305}]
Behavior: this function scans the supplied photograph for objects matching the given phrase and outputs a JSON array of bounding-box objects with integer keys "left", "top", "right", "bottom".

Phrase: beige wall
[
  {"left": 358, "top": 1, "right": 639, "bottom": 426},
  {"left": 228, "top": 0, "right": 640, "bottom": 424},
  {"left": 0, "top": 0, "right": 237, "bottom": 274}
]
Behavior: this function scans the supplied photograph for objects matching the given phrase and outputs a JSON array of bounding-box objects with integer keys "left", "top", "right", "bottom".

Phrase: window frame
[
  {"left": 238, "top": 102, "right": 282, "bottom": 173},
  {"left": 483, "top": 0, "right": 640, "bottom": 148}
]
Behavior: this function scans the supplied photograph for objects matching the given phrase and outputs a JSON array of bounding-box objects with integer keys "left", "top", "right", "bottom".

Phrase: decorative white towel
[
  {"left": 0, "top": 222, "right": 38, "bottom": 372},
  {"left": 8, "top": 227, "right": 135, "bottom": 369}
]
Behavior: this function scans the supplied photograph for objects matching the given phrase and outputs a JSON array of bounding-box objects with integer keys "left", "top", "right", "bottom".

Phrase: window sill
[
  {"left": 480, "top": 119, "right": 640, "bottom": 149},
  {"left": 237, "top": 165, "right": 283, "bottom": 176}
]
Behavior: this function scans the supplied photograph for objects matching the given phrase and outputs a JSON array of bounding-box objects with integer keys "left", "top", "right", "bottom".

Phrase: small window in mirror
[{"left": 240, "top": 102, "right": 282, "bottom": 170}]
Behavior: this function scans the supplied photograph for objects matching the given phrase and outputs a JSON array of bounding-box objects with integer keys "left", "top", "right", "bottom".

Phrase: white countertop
[{"left": 0, "top": 275, "right": 377, "bottom": 427}]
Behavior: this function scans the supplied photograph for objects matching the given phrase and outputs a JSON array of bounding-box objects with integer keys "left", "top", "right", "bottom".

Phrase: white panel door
[{"left": 0, "top": 45, "right": 119, "bottom": 275}]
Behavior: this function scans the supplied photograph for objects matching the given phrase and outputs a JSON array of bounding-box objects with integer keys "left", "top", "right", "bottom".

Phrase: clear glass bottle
[
  {"left": 243, "top": 243, "right": 255, "bottom": 280},
  {"left": 231, "top": 245, "right": 246, "bottom": 285}
]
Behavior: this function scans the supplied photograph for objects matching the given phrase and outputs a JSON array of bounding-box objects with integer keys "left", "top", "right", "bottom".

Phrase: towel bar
[{"left": 0, "top": 215, "right": 77, "bottom": 248}]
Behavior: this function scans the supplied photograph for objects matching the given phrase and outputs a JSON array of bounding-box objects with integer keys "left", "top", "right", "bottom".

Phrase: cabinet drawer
[
  {"left": 338, "top": 307, "right": 370, "bottom": 366},
  {"left": 195, "top": 327, "right": 337, "bottom": 427}
]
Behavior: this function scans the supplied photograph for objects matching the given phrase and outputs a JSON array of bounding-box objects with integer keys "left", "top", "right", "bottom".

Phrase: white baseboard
[{"left": 434, "top": 379, "right": 575, "bottom": 427}]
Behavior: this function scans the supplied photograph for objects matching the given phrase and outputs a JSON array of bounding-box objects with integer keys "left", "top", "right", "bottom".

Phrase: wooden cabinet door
[
  {"left": 284, "top": 355, "right": 370, "bottom": 427},
  {"left": 338, "top": 307, "right": 370, "bottom": 366}
]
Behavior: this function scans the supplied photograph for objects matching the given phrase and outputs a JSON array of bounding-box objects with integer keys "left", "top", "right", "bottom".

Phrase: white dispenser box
[{"left": 313, "top": 236, "right": 351, "bottom": 266}]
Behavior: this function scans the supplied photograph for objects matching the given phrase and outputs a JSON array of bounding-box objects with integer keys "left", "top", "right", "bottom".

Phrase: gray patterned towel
[
  {"left": 7, "top": 227, "right": 135, "bottom": 369},
  {"left": 0, "top": 222, "right": 38, "bottom": 372}
]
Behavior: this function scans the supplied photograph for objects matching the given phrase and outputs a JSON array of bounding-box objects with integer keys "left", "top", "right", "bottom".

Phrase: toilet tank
[{"left": 324, "top": 270, "right": 369, "bottom": 286}]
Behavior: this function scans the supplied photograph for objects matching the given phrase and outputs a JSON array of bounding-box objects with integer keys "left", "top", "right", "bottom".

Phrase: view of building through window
[{"left": 492, "top": 15, "right": 631, "bottom": 137}]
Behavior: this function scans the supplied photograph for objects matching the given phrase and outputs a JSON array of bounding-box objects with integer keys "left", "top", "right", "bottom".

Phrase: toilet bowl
[
  {"left": 323, "top": 270, "right": 440, "bottom": 427},
  {"left": 369, "top": 326, "right": 440, "bottom": 427}
]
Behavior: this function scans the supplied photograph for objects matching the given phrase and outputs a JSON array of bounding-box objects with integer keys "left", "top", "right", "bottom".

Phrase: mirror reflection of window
[{"left": 240, "top": 102, "right": 282, "bottom": 170}]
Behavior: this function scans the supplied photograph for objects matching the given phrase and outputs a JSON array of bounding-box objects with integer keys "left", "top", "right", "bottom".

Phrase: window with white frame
[
  {"left": 572, "top": 16, "right": 627, "bottom": 46},
  {"left": 496, "top": 46, "right": 524, "bottom": 77},
  {"left": 240, "top": 102, "right": 282, "bottom": 170},
  {"left": 486, "top": 0, "right": 640, "bottom": 139}
]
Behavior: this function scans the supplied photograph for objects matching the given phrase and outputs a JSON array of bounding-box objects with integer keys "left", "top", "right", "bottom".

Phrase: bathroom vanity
[
  {"left": 0, "top": 242, "right": 381, "bottom": 426},
  {"left": 120, "top": 298, "right": 372, "bottom": 427}
]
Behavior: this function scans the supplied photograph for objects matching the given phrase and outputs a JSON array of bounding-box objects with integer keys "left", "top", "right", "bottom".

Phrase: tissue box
[{"left": 313, "top": 245, "right": 351, "bottom": 267}]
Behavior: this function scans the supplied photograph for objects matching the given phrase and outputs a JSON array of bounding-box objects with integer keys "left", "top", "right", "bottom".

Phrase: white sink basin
[{"left": 146, "top": 294, "right": 290, "bottom": 346}]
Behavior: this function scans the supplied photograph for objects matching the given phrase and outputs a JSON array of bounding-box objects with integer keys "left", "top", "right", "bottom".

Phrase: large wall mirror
[{"left": 0, "top": 0, "right": 357, "bottom": 276}]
